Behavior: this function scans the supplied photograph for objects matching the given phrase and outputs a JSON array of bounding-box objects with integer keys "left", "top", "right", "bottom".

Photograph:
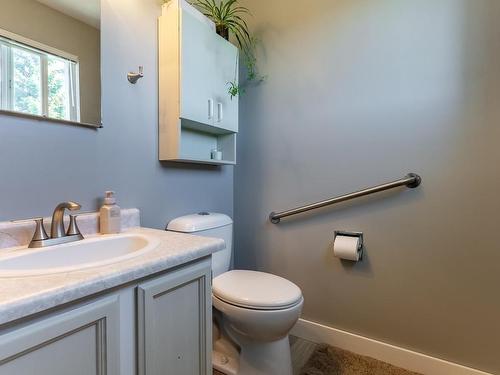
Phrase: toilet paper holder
[{"left": 334, "top": 231, "right": 364, "bottom": 260}]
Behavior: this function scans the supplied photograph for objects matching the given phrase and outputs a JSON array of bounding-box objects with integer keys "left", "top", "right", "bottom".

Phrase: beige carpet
[{"left": 300, "top": 345, "right": 422, "bottom": 375}]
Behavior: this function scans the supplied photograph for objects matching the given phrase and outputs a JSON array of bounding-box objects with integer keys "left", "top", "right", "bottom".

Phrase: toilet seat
[{"left": 213, "top": 270, "right": 302, "bottom": 310}]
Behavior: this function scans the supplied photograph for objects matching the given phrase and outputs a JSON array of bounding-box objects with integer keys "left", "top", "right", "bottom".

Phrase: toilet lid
[{"left": 213, "top": 270, "right": 303, "bottom": 310}]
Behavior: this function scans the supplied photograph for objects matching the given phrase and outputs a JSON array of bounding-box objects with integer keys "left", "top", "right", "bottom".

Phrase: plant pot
[{"left": 216, "top": 25, "right": 229, "bottom": 40}]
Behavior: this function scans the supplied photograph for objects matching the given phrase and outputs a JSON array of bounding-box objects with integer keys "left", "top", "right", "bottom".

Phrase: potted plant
[
  {"left": 190, "top": 0, "right": 264, "bottom": 98},
  {"left": 163, "top": 0, "right": 262, "bottom": 98},
  {"left": 190, "top": 0, "right": 250, "bottom": 45}
]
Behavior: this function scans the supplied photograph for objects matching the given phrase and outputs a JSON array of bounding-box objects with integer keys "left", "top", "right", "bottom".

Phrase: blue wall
[{"left": 0, "top": 0, "right": 233, "bottom": 228}]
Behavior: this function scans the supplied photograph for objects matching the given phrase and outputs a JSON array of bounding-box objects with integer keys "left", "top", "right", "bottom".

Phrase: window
[{"left": 0, "top": 32, "right": 80, "bottom": 122}]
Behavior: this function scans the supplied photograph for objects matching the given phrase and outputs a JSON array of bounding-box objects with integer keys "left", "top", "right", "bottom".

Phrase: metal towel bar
[{"left": 269, "top": 173, "right": 422, "bottom": 224}]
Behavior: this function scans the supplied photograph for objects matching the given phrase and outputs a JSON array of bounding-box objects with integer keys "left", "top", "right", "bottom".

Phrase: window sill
[{"left": 0, "top": 110, "right": 102, "bottom": 129}]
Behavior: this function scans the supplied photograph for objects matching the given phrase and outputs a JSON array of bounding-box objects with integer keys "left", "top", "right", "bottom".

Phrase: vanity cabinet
[
  {"left": 159, "top": 0, "right": 238, "bottom": 165},
  {"left": 137, "top": 259, "right": 212, "bottom": 375},
  {"left": 0, "top": 296, "right": 120, "bottom": 375},
  {"left": 0, "top": 257, "right": 212, "bottom": 375}
]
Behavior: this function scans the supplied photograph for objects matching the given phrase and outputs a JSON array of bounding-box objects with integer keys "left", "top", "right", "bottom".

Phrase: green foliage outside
[
  {"left": 12, "top": 48, "right": 41, "bottom": 115},
  {"left": 11, "top": 47, "right": 70, "bottom": 120},
  {"left": 48, "top": 57, "right": 68, "bottom": 120}
]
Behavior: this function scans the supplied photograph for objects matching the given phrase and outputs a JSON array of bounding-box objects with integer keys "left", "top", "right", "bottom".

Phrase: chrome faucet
[{"left": 13, "top": 201, "right": 85, "bottom": 248}]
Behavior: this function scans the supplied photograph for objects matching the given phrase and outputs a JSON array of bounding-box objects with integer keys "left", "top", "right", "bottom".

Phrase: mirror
[{"left": 0, "top": 0, "right": 101, "bottom": 127}]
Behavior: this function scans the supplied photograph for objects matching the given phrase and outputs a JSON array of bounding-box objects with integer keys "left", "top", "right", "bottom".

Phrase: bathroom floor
[
  {"left": 213, "top": 336, "right": 421, "bottom": 375},
  {"left": 290, "top": 335, "right": 318, "bottom": 374},
  {"left": 291, "top": 336, "right": 422, "bottom": 375}
]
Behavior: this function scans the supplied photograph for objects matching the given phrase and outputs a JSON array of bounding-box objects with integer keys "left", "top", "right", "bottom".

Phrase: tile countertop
[{"left": 0, "top": 227, "right": 225, "bottom": 326}]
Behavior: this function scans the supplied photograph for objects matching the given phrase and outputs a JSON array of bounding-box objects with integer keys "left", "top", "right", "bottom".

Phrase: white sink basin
[{"left": 0, "top": 233, "right": 161, "bottom": 278}]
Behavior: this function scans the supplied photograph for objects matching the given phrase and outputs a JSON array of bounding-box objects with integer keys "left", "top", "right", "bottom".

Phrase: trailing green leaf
[{"left": 227, "top": 81, "right": 243, "bottom": 99}]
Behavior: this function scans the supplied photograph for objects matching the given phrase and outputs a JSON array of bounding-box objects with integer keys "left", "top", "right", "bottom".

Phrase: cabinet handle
[
  {"left": 217, "top": 103, "right": 223, "bottom": 122},
  {"left": 208, "top": 99, "right": 214, "bottom": 120}
]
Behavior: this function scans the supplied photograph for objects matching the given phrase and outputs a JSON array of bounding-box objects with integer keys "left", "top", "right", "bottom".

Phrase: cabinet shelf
[
  {"left": 179, "top": 126, "right": 236, "bottom": 164},
  {"left": 171, "top": 158, "right": 237, "bottom": 166},
  {"left": 180, "top": 117, "right": 236, "bottom": 136}
]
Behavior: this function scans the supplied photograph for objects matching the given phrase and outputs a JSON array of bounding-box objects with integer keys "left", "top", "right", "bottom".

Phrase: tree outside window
[{"left": 0, "top": 36, "right": 79, "bottom": 122}]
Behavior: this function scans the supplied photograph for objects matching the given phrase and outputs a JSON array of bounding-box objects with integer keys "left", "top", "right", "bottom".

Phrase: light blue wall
[
  {"left": 0, "top": 0, "right": 233, "bottom": 227},
  {"left": 236, "top": 0, "right": 500, "bottom": 372}
]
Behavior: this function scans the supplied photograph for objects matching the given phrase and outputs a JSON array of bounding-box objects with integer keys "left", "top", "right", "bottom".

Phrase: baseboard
[{"left": 291, "top": 319, "right": 493, "bottom": 375}]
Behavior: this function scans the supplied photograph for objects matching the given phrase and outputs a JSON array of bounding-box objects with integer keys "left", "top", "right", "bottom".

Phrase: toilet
[{"left": 167, "top": 213, "right": 303, "bottom": 375}]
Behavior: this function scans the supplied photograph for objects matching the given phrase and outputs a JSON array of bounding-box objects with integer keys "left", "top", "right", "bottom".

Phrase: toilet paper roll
[{"left": 334, "top": 235, "right": 362, "bottom": 261}]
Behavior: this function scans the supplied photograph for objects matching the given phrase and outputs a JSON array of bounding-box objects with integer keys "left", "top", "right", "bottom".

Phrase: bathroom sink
[{"left": 0, "top": 233, "right": 161, "bottom": 277}]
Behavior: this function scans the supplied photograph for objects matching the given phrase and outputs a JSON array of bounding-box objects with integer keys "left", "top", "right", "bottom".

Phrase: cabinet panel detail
[
  {"left": 0, "top": 296, "right": 120, "bottom": 375},
  {"left": 137, "top": 258, "right": 212, "bottom": 375}
]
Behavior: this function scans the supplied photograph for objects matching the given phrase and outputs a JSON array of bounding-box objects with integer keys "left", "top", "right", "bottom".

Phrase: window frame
[{"left": 0, "top": 28, "right": 80, "bottom": 122}]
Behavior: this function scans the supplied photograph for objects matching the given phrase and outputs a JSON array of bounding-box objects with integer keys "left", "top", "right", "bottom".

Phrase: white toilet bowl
[
  {"left": 212, "top": 270, "right": 303, "bottom": 375},
  {"left": 213, "top": 295, "right": 304, "bottom": 341}
]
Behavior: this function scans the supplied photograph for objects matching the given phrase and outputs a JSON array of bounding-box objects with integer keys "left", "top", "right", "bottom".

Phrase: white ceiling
[{"left": 35, "top": 0, "right": 100, "bottom": 29}]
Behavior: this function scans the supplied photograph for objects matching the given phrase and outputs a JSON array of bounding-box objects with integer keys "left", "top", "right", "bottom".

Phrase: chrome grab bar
[{"left": 269, "top": 173, "right": 422, "bottom": 224}]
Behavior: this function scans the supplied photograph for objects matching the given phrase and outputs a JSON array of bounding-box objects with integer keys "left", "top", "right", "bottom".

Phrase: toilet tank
[{"left": 166, "top": 213, "right": 233, "bottom": 277}]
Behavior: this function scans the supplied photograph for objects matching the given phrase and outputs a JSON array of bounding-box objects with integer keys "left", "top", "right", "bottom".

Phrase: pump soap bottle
[{"left": 100, "top": 191, "right": 121, "bottom": 234}]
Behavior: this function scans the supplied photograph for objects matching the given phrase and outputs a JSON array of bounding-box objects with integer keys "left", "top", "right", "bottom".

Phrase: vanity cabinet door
[
  {"left": 137, "top": 257, "right": 212, "bottom": 375},
  {"left": 0, "top": 295, "right": 120, "bottom": 375}
]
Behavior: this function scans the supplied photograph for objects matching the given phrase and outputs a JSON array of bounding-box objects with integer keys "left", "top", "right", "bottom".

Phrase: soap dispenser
[{"left": 100, "top": 191, "right": 121, "bottom": 234}]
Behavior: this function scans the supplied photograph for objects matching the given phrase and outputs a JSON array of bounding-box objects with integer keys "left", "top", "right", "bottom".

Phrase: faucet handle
[
  {"left": 66, "top": 214, "right": 84, "bottom": 238},
  {"left": 12, "top": 217, "right": 49, "bottom": 242},
  {"left": 32, "top": 218, "right": 50, "bottom": 241}
]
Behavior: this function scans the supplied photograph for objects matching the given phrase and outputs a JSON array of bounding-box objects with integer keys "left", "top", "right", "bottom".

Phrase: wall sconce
[{"left": 127, "top": 66, "right": 144, "bottom": 84}]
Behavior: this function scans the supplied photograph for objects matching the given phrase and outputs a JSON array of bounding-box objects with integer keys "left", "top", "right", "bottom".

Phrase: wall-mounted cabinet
[{"left": 159, "top": 0, "right": 238, "bottom": 165}]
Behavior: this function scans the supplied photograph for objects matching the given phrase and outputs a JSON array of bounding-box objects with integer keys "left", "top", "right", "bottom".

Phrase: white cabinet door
[
  {"left": 0, "top": 296, "right": 120, "bottom": 375},
  {"left": 213, "top": 34, "right": 239, "bottom": 132},
  {"left": 180, "top": 9, "right": 215, "bottom": 126},
  {"left": 137, "top": 258, "right": 212, "bottom": 375}
]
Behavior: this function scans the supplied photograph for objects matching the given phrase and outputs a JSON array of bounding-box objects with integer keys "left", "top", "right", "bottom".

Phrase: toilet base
[
  {"left": 213, "top": 318, "right": 293, "bottom": 375},
  {"left": 213, "top": 349, "right": 239, "bottom": 375},
  {"left": 238, "top": 335, "right": 292, "bottom": 375}
]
